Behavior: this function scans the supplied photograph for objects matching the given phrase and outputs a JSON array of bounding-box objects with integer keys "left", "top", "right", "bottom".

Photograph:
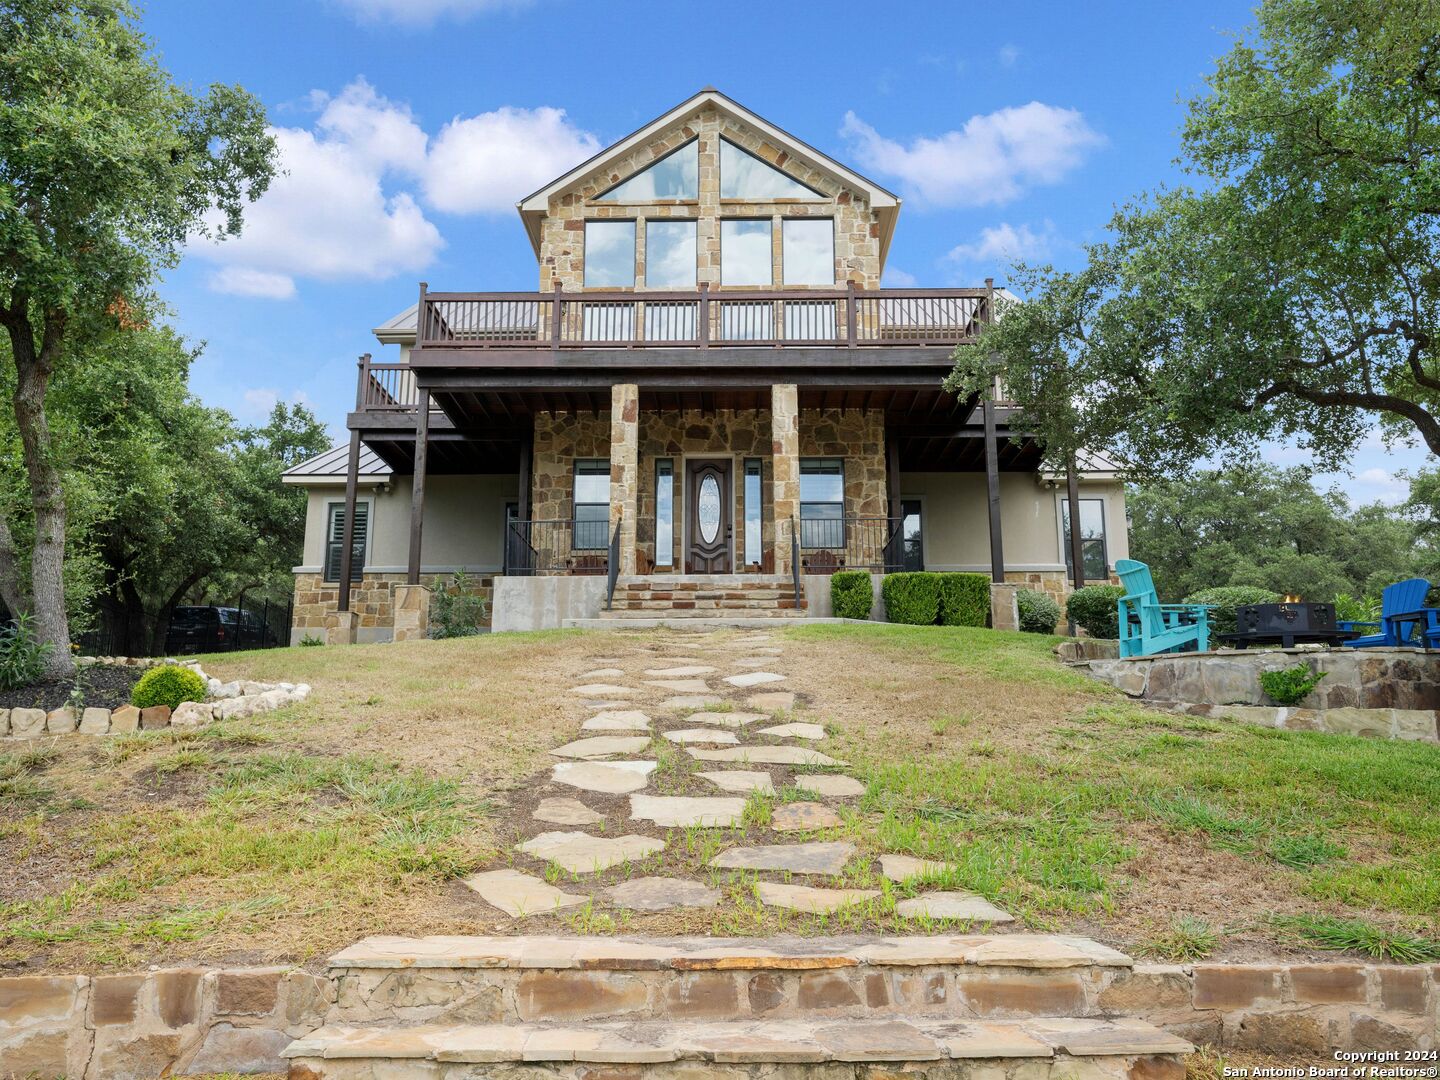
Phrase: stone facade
[
  {"left": 539, "top": 103, "right": 882, "bottom": 293},
  {"left": 800, "top": 407, "right": 886, "bottom": 517},
  {"left": 610, "top": 384, "right": 640, "bottom": 574},
  {"left": 531, "top": 412, "right": 611, "bottom": 523},
  {"left": 292, "top": 572, "right": 493, "bottom": 643},
  {"left": 772, "top": 386, "right": 800, "bottom": 576}
]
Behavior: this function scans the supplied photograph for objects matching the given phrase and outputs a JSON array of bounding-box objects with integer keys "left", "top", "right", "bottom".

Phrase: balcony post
[
  {"left": 407, "top": 390, "right": 430, "bottom": 585},
  {"left": 337, "top": 428, "right": 362, "bottom": 614},
  {"left": 885, "top": 433, "right": 902, "bottom": 572},
  {"left": 609, "top": 383, "right": 639, "bottom": 576},
  {"left": 414, "top": 282, "right": 427, "bottom": 358},
  {"left": 1066, "top": 456, "right": 1086, "bottom": 589},
  {"left": 698, "top": 282, "right": 709, "bottom": 349},
  {"left": 356, "top": 352, "right": 370, "bottom": 411},
  {"left": 771, "top": 383, "right": 800, "bottom": 576},
  {"left": 551, "top": 281, "right": 563, "bottom": 350},
  {"left": 983, "top": 395, "right": 1005, "bottom": 584},
  {"left": 846, "top": 280, "right": 857, "bottom": 348}
]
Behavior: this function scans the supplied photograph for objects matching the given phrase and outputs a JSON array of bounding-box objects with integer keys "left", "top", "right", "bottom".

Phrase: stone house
[{"left": 283, "top": 88, "right": 1128, "bottom": 642}]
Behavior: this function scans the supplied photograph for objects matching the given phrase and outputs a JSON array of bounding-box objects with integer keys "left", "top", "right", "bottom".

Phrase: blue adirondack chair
[
  {"left": 1116, "top": 559, "right": 1213, "bottom": 658},
  {"left": 1341, "top": 578, "right": 1436, "bottom": 648}
]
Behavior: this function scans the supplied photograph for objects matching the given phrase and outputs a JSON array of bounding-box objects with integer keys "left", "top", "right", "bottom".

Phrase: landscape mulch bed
[{"left": 0, "top": 663, "right": 143, "bottom": 712}]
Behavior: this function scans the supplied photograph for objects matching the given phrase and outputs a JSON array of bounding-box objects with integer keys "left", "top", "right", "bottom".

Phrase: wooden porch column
[
  {"left": 609, "top": 383, "right": 639, "bottom": 575},
  {"left": 337, "top": 429, "right": 362, "bottom": 612},
  {"left": 982, "top": 396, "right": 1005, "bottom": 584},
  {"left": 1066, "top": 456, "right": 1086, "bottom": 589},
  {"left": 406, "top": 390, "right": 430, "bottom": 585},
  {"left": 518, "top": 423, "right": 533, "bottom": 523},
  {"left": 771, "top": 383, "right": 800, "bottom": 576},
  {"left": 885, "top": 432, "right": 902, "bottom": 573}
]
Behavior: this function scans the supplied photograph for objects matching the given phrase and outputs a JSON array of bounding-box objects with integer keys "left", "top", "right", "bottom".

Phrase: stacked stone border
[
  {"left": 1, "top": 957, "right": 1432, "bottom": 1076},
  {"left": 0, "top": 657, "right": 311, "bottom": 741}
]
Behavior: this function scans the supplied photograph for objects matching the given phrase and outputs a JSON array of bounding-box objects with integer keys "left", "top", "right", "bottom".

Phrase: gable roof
[{"left": 516, "top": 88, "right": 902, "bottom": 265}]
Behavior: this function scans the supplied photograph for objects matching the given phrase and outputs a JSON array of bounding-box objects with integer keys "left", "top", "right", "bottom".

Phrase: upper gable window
[
  {"left": 720, "top": 138, "right": 825, "bottom": 200},
  {"left": 595, "top": 140, "right": 698, "bottom": 201},
  {"left": 584, "top": 221, "right": 636, "bottom": 287}
]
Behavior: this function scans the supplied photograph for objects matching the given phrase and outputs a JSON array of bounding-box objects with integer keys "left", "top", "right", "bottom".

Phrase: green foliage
[
  {"left": 937, "top": 573, "right": 991, "bottom": 627},
  {"left": 1259, "top": 663, "right": 1327, "bottom": 707},
  {"left": 1332, "top": 592, "right": 1381, "bottom": 624},
  {"left": 130, "top": 664, "right": 207, "bottom": 711},
  {"left": 1128, "top": 466, "right": 1420, "bottom": 601},
  {"left": 1016, "top": 589, "right": 1061, "bottom": 634},
  {"left": 829, "top": 570, "right": 873, "bottom": 620},
  {"left": 1268, "top": 914, "right": 1440, "bottom": 964},
  {"left": 947, "top": 0, "right": 1440, "bottom": 470},
  {"left": 1066, "top": 585, "right": 1125, "bottom": 639},
  {"left": 1143, "top": 915, "right": 1218, "bottom": 961},
  {"left": 298, "top": 634, "right": 324, "bottom": 647},
  {"left": 881, "top": 572, "right": 941, "bottom": 625},
  {"left": 428, "top": 573, "right": 491, "bottom": 639},
  {"left": 1269, "top": 833, "right": 1346, "bottom": 870},
  {"left": 0, "top": 614, "right": 53, "bottom": 691},
  {"left": 1182, "top": 585, "right": 1281, "bottom": 637}
]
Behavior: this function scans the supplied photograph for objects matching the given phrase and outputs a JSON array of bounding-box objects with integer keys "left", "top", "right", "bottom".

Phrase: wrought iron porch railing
[
  {"left": 504, "top": 519, "right": 610, "bottom": 577},
  {"left": 798, "top": 516, "right": 913, "bottom": 574}
]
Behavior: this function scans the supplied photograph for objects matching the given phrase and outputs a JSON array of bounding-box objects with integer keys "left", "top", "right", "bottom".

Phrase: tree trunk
[{"left": 3, "top": 307, "right": 73, "bottom": 677}]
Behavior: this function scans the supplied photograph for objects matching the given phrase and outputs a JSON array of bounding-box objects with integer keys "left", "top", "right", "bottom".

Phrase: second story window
[
  {"left": 720, "top": 219, "right": 772, "bottom": 286},
  {"left": 595, "top": 140, "right": 698, "bottom": 201},
  {"left": 584, "top": 221, "right": 636, "bottom": 287},
  {"left": 782, "top": 218, "right": 835, "bottom": 285},
  {"left": 720, "top": 138, "right": 824, "bottom": 199},
  {"left": 645, "top": 220, "right": 696, "bottom": 288}
]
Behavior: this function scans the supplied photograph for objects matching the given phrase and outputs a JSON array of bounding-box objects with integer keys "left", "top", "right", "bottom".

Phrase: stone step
[
  {"left": 598, "top": 608, "right": 811, "bottom": 620},
  {"left": 618, "top": 599, "right": 805, "bottom": 610},
  {"left": 285, "top": 1017, "right": 1192, "bottom": 1078},
  {"left": 324, "top": 935, "right": 1137, "bottom": 1029},
  {"left": 566, "top": 615, "right": 840, "bottom": 630}
]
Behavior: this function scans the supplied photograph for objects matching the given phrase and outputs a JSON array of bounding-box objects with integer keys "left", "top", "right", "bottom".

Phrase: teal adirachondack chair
[
  {"left": 1116, "top": 559, "right": 1213, "bottom": 658},
  {"left": 1340, "top": 578, "right": 1436, "bottom": 648}
]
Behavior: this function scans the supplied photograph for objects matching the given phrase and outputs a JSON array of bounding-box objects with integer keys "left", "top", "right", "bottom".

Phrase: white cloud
[
  {"left": 240, "top": 387, "right": 318, "bottom": 421},
  {"left": 997, "top": 44, "right": 1020, "bottom": 68},
  {"left": 330, "top": 0, "right": 527, "bottom": 27},
  {"left": 882, "top": 267, "right": 918, "bottom": 287},
  {"left": 190, "top": 79, "right": 602, "bottom": 298},
  {"left": 946, "top": 221, "right": 1056, "bottom": 265},
  {"left": 1353, "top": 467, "right": 1411, "bottom": 506},
  {"left": 840, "top": 102, "right": 1104, "bottom": 207},
  {"left": 423, "top": 106, "right": 601, "bottom": 214},
  {"left": 207, "top": 267, "right": 297, "bottom": 299}
]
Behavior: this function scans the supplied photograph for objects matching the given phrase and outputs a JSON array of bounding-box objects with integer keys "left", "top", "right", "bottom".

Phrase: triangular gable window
[
  {"left": 720, "top": 138, "right": 824, "bottom": 199},
  {"left": 594, "top": 140, "right": 698, "bottom": 201}
]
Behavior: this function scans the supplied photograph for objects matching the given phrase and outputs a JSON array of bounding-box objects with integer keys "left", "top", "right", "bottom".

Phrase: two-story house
[{"left": 282, "top": 88, "right": 1127, "bottom": 641}]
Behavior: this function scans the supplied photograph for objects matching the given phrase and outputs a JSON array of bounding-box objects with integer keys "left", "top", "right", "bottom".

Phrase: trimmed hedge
[
  {"left": 881, "top": 572, "right": 941, "bottom": 625},
  {"left": 1017, "top": 589, "right": 1061, "bottom": 634},
  {"left": 830, "top": 570, "right": 874, "bottom": 620},
  {"left": 1065, "top": 584, "right": 1126, "bottom": 639},
  {"left": 1182, "top": 586, "right": 1280, "bottom": 637},
  {"left": 938, "top": 573, "right": 990, "bottom": 627},
  {"left": 131, "top": 664, "right": 208, "bottom": 711}
]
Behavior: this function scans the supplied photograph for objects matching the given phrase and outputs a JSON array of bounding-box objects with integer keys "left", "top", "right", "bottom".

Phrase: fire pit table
[{"left": 1218, "top": 601, "right": 1359, "bottom": 649}]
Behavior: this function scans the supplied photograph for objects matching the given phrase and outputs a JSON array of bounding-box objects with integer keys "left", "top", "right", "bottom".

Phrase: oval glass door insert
[{"left": 697, "top": 474, "right": 721, "bottom": 544}]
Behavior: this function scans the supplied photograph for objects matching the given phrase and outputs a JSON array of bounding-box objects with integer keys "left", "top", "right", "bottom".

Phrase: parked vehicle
[{"left": 165, "top": 606, "right": 278, "bottom": 654}]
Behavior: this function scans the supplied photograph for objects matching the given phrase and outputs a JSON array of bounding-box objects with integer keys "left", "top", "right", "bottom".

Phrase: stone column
[
  {"left": 325, "top": 609, "right": 357, "bottom": 645},
  {"left": 609, "top": 383, "right": 639, "bottom": 575},
  {"left": 392, "top": 584, "right": 432, "bottom": 642},
  {"left": 990, "top": 583, "right": 1020, "bottom": 632},
  {"left": 771, "top": 383, "right": 800, "bottom": 576}
]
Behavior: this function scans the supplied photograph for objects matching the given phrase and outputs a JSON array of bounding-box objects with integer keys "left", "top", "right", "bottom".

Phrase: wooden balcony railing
[{"left": 415, "top": 284, "right": 993, "bottom": 351}]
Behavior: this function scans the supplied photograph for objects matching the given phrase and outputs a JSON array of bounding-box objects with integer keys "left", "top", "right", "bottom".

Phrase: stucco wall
[{"left": 901, "top": 473, "right": 1128, "bottom": 574}]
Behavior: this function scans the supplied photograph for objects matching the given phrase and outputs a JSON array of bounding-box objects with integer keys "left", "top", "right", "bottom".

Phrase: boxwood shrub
[
  {"left": 1065, "top": 584, "right": 1126, "bottom": 639},
  {"left": 830, "top": 570, "right": 873, "bottom": 620},
  {"left": 882, "top": 572, "right": 941, "bottom": 625},
  {"left": 1182, "top": 586, "right": 1281, "bottom": 637},
  {"left": 1017, "top": 588, "right": 1061, "bottom": 634},
  {"left": 937, "top": 572, "right": 990, "bottom": 627},
  {"left": 131, "top": 664, "right": 208, "bottom": 711}
]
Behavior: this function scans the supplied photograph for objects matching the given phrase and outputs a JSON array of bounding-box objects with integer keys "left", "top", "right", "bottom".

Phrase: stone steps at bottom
[{"left": 284, "top": 1016, "right": 1193, "bottom": 1079}]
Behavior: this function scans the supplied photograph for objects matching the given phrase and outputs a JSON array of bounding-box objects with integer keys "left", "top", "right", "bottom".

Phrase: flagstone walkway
[{"left": 463, "top": 628, "right": 1016, "bottom": 927}]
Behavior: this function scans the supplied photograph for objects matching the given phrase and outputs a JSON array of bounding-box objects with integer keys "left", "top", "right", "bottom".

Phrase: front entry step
[
  {"left": 285, "top": 1017, "right": 1193, "bottom": 1077},
  {"left": 598, "top": 574, "right": 811, "bottom": 623}
]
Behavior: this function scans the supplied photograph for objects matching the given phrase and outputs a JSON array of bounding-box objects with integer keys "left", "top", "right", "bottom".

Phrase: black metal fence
[
  {"left": 798, "top": 516, "right": 911, "bottom": 573},
  {"left": 505, "top": 519, "right": 610, "bottom": 576},
  {"left": 74, "top": 598, "right": 295, "bottom": 658}
]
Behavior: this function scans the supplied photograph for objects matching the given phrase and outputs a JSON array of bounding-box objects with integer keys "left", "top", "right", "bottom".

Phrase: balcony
[{"left": 413, "top": 285, "right": 993, "bottom": 351}]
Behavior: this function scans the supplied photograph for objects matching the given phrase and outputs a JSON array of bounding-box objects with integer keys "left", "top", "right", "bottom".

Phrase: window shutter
[{"left": 325, "top": 503, "right": 368, "bottom": 582}]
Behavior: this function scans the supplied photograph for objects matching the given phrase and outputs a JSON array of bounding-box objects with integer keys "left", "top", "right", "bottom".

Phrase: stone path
[{"left": 463, "top": 628, "right": 1015, "bottom": 927}]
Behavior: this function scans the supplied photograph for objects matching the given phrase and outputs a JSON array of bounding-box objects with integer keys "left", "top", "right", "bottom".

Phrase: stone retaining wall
[
  {"left": 292, "top": 571, "right": 493, "bottom": 644},
  {"left": 1, "top": 960, "right": 1431, "bottom": 1076}
]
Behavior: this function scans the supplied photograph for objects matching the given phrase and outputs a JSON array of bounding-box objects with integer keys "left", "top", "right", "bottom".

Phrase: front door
[{"left": 686, "top": 459, "right": 732, "bottom": 573}]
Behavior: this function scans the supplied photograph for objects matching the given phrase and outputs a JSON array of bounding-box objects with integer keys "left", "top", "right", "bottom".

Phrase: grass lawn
[{"left": 2, "top": 622, "right": 1437, "bottom": 974}]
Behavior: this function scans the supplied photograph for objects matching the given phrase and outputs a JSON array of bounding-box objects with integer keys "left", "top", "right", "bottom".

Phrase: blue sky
[{"left": 147, "top": 0, "right": 1429, "bottom": 504}]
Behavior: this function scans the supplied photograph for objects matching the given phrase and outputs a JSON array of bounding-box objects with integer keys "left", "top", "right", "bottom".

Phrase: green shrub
[
  {"left": 1182, "top": 586, "right": 1281, "bottom": 637},
  {"left": 298, "top": 634, "right": 325, "bottom": 647},
  {"left": 882, "top": 572, "right": 941, "bottom": 625},
  {"left": 1065, "top": 584, "right": 1125, "bottom": 639},
  {"left": 1332, "top": 592, "right": 1380, "bottom": 625},
  {"left": 830, "top": 570, "right": 873, "bottom": 620},
  {"left": 131, "top": 664, "right": 208, "bottom": 711},
  {"left": 429, "top": 572, "right": 491, "bottom": 639},
  {"left": 1017, "top": 589, "right": 1061, "bottom": 634},
  {"left": 0, "top": 615, "right": 52, "bottom": 691},
  {"left": 1259, "top": 662, "right": 1326, "bottom": 706},
  {"left": 937, "top": 573, "right": 990, "bottom": 627}
]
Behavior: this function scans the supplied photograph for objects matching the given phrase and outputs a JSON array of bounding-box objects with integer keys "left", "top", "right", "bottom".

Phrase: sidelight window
[
  {"left": 655, "top": 459, "right": 675, "bottom": 567},
  {"left": 743, "top": 459, "right": 763, "bottom": 567}
]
